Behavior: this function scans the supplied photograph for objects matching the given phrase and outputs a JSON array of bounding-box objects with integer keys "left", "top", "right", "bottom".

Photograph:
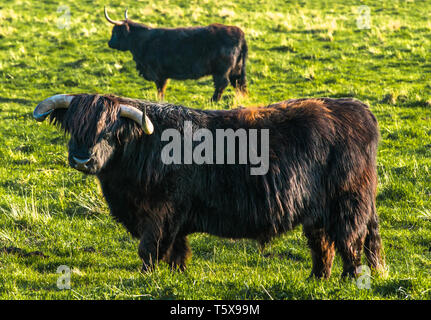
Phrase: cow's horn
[
  {"left": 120, "top": 105, "right": 154, "bottom": 135},
  {"left": 33, "top": 94, "right": 74, "bottom": 122},
  {"left": 124, "top": 8, "right": 128, "bottom": 20},
  {"left": 104, "top": 6, "right": 124, "bottom": 25}
]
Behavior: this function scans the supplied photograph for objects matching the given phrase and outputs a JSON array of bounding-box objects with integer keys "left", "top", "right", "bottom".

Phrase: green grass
[{"left": 0, "top": 0, "right": 430, "bottom": 299}]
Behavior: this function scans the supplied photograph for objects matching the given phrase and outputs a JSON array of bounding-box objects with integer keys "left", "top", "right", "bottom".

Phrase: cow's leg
[
  {"left": 237, "top": 67, "right": 248, "bottom": 96},
  {"left": 303, "top": 226, "right": 335, "bottom": 279},
  {"left": 138, "top": 232, "right": 159, "bottom": 273},
  {"left": 155, "top": 79, "right": 168, "bottom": 100},
  {"left": 229, "top": 69, "right": 247, "bottom": 96},
  {"left": 211, "top": 73, "right": 229, "bottom": 102},
  {"left": 364, "top": 203, "right": 384, "bottom": 273},
  {"left": 331, "top": 194, "right": 369, "bottom": 278},
  {"left": 164, "top": 235, "right": 191, "bottom": 272},
  {"left": 138, "top": 223, "right": 172, "bottom": 273},
  {"left": 228, "top": 72, "right": 240, "bottom": 89},
  {"left": 336, "top": 231, "right": 367, "bottom": 278}
]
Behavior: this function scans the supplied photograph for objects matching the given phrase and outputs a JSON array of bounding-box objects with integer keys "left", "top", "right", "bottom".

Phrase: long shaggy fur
[{"left": 49, "top": 94, "right": 384, "bottom": 277}]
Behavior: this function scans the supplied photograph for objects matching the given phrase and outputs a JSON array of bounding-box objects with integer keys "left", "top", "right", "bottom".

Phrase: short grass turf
[{"left": 0, "top": 0, "right": 430, "bottom": 299}]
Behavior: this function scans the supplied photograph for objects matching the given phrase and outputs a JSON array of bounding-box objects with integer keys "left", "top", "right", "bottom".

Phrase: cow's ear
[
  {"left": 122, "top": 24, "right": 130, "bottom": 36},
  {"left": 49, "top": 109, "right": 68, "bottom": 131}
]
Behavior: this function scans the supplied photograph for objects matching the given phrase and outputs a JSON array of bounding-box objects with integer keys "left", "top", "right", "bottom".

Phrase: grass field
[{"left": 0, "top": 0, "right": 430, "bottom": 300}]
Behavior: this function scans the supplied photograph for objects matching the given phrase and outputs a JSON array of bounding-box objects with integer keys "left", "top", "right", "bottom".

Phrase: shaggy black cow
[
  {"left": 104, "top": 8, "right": 248, "bottom": 102},
  {"left": 33, "top": 94, "right": 384, "bottom": 278}
]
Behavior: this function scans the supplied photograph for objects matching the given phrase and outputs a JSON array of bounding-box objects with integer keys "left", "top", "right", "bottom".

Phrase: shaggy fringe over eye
[{"left": 49, "top": 94, "right": 122, "bottom": 145}]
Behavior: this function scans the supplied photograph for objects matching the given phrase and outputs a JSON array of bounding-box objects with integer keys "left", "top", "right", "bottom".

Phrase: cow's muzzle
[{"left": 71, "top": 156, "right": 92, "bottom": 172}]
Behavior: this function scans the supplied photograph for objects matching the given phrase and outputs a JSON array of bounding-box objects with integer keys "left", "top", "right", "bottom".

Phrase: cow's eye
[{"left": 102, "top": 130, "right": 115, "bottom": 141}]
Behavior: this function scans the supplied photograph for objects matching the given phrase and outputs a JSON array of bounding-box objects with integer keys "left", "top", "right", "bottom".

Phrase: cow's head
[
  {"left": 105, "top": 7, "right": 131, "bottom": 51},
  {"left": 33, "top": 94, "right": 154, "bottom": 175}
]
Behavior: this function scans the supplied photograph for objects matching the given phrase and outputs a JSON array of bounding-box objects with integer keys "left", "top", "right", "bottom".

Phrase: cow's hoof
[{"left": 140, "top": 263, "right": 154, "bottom": 274}]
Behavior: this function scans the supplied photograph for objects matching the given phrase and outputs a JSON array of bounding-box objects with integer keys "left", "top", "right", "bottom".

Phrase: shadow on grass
[
  {"left": 191, "top": 234, "right": 307, "bottom": 265},
  {"left": 200, "top": 280, "right": 310, "bottom": 299},
  {"left": 372, "top": 278, "right": 414, "bottom": 299},
  {"left": 377, "top": 185, "right": 408, "bottom": 202},
  {"left": 0, "top": 97, "right": 34, "bottom": 105},
  {"left": 269, "top": 45, "right": 296, "bottom": 53},
  {"left": 262, "top": 251, "right": 306, "bottom": 262}
]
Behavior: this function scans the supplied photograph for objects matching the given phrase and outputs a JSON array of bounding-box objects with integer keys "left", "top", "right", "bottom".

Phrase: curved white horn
[
  {"left": 104, "top": 6, "right": 124, "bottom": 25},
  {"left": 124, "top": 8, "right": 128, "bottom": 20},
  {"left": 120, "top": 105, "right": 154, "bottom": 135},
  {"left": 33, "top": 94, "right": 74, "bottom": 122}
]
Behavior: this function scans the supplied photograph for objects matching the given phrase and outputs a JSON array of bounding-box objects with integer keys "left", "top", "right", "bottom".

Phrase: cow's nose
[
  {"left": 72, "top": 156, "right": 91, "bottom": 170},
  {"left": 73, "top": 156, "right": 91, "bottom": 165}
]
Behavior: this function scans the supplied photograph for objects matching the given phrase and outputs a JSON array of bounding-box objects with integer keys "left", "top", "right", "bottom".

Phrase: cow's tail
[
  {"left": 238, "top": 40, "right": 248, "bottom": 94},
  {"left": 230, "top": 39, "right": 248, "bottom": 95}
]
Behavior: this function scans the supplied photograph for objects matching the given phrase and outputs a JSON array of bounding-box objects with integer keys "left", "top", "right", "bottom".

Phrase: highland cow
[
  {"left": 104, "top": 7, "right": 248, "bottom": 102},
  {"left": 33, "top": 94, "right": 384, "bottom": 278}
]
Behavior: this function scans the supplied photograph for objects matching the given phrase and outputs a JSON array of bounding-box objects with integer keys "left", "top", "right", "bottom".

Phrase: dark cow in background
[
  {"left": 104, "top": 8, "right": 248, "bottom": 102},
  {"left": 33, "top": 94, "right": 384, "bottom": 278}
]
